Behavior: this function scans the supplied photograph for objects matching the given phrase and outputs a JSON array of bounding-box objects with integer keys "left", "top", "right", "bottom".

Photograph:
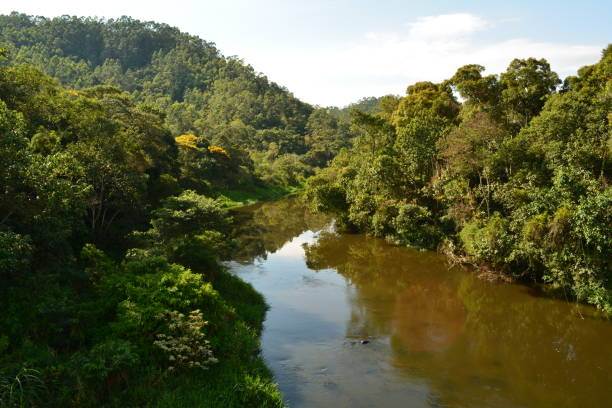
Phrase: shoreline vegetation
[
  {"left": 0, "top": 10, "right": 609, "bottom": 408},
  {"left": 304, "top": 48, "right": 611, "bottom": 313},
  {"left": 0, "top": 12, "right": 341, "bottom": 407}
]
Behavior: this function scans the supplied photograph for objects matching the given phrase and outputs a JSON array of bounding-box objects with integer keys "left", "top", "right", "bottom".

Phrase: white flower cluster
[{"left": 153, "top": 310, "right": 219, "bottom": 372}]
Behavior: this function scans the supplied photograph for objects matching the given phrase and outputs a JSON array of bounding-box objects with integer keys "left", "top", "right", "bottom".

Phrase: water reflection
[
  {"left": 226, "top": 198, "right": 329, "bottom": 263},
  {"left": 393, "top": 280, "right": 466, "bottom": 352},
  {"left": 229, "top": 198, "right": 612, "bottom": 408}
]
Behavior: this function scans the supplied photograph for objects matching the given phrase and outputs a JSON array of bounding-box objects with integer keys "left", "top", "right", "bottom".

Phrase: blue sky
[{"left": 1, "top": 0, "right": 610, "bottom": 106}]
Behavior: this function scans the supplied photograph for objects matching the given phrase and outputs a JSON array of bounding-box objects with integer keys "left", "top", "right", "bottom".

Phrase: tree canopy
[{"left": 306, "top": 47, "right": 611, "bottom": 312}]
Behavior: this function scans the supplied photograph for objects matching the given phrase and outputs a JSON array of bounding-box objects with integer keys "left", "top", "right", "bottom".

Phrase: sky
[{"left": 1, "top": 0, "right": 610, "bottom": 107}]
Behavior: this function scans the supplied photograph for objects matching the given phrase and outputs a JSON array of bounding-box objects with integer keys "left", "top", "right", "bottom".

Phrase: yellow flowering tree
[
  {"left": 175, "top": 134, "right": 200, "bottom": 150},
  {"left": 207, "top": 145, "right": 230, "bottom": 159}
]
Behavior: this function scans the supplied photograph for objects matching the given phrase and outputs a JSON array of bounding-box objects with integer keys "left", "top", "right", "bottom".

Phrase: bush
[
  {"left": 149, "top": 190, "right": 228, "bottom": 243},
  {"left": 75, "top": 339, "right": 140, "bottom": 383},
  {"left": 0, "top": 231, "right": 32, "bottom": 279},
  {"left": 391, "top": 202, "right": 441, "bottom": 249},
  {"left": 154, "top": 310, "right": 218, "bottom": 372},
  {"left": 459, "top": 213, "right": 513, "bottom": 267}
]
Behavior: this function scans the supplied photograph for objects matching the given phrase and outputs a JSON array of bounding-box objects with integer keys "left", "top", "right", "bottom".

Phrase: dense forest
[
  {"left": 306, "top": 47, "right": 611, "bottom": 312},
  {"left": 0, "top": 12, "right": 353, "bottom": 196},
  {"left": 0, "top": 12, "right": 361, "bottom": 407},
  {"left": 0, "top": 10, "right": 610, "bottom": 408}
]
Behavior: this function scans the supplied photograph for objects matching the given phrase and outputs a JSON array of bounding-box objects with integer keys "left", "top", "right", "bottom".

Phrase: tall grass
[{"left": 0, "top": 368, "right": 45, "bottom": 408}]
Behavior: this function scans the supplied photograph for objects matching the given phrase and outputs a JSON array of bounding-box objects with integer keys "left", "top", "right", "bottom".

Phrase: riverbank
[
  {"left": 115, "top": 269, "right": 284, "bottom": 408},
  {"left": 0, "top": 188, "right": 285, "bottom": 408},
  {"left": 119, "top": 190, "right": 291, "bottom": 407},
  {"left": 215, "top": 185, "right": 302, "bottom": 208},
  {"left": 228, "top": 197, "right": 612, "bottom": 408}
]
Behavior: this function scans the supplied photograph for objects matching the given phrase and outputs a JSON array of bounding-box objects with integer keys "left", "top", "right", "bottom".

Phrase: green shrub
[
  {"left": 391, "top": 202, "right": 441, "bottom": 249},
  {"left": 459, "top": 213, "right": 513, "bottom": 267},
  {"left": 75, "top": 339, "right": 140, "bottom": 382},
  {"left": 0, "top": 232, "right": 32, "bottom": 279}
]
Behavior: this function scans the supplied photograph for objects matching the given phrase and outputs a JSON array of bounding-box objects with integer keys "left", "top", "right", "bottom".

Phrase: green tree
[{"left": 500, "top": 58, "right": 561, "bottom": 129}]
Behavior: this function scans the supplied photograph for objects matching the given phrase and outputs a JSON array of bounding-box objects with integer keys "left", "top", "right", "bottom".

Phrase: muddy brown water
[{"left": 226, "top": 198, "right": 612, "bottom": 408}]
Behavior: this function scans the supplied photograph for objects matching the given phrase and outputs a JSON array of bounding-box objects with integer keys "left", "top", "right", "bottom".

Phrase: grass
[{"left": 112, "top": 355, "right": 283, "bottom": 408}]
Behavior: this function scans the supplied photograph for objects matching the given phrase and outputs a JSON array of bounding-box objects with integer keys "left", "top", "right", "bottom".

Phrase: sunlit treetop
[
  {"left": 207, "top": 145, "right": 230, "bottom": 159},
  {"left": 175, "top": 134, "right": 199, "bottom": 150}
]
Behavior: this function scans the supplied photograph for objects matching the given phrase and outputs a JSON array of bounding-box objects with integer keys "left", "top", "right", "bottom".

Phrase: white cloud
[
  {"left": 241, "top": 13, "right": 603, "bottom": 107},
  {"left": 407, "top": 13, "right": 490, "bottom": 40}
]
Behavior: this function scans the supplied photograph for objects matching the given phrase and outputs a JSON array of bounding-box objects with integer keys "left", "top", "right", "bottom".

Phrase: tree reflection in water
[
  {"left": 393, "top": 279, "right": 466, "bottom": 352},
  {"left": 302, "top": 222, "right": 612, "bottom": 408},
  {"left": 231, "top": 198, "right": 612, "bottom": 408},
  {"left": 226, "top": 198, "right": 329, "bottom": 263}
]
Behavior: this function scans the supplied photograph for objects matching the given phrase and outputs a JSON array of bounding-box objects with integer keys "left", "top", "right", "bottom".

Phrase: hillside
[
  {"left": 0, "top": 12, "right": 353, "bottom": 193},
  {"left": 0, "top": 12, "right": 360, "bottom": 407}
]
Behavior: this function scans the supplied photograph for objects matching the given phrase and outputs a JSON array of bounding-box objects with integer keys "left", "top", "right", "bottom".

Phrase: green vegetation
[
  {"left": 327, "top": 95, "right": 393, "bottom": 122},
  {"left": 0, "top": 13, "right": 365, "bottom": 407},
  {"left": 1, "top": 9, "right": 610, "bottom": 407},
  {"left": 0, "top": 12, "right": 353, "bottom": 194},
  {"left": 306, "top": 48, "right": 612, "bottom": 311},
  {"left": 0, "top": 58, "right": 284, "bottom": 403}
]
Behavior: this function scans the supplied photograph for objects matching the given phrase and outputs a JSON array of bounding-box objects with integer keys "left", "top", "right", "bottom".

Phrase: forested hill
[
  {"left": 0, "top": 12, "right": 352, "bottom": 189},
  {"left": 0, "top": 12, "right": 358, "bottom": 406},
  {"left": 328, "top": 96, "right": 389, "bottom": 121}
]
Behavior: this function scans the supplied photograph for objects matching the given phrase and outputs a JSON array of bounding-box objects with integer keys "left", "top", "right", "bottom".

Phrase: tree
[
  {"left": 450, "top": 64, "right": 501, "bottom": 119},
  {"left": 69, "top": 139, "right": 146, "bottom": 236},
  {"left": 500, "top": 58, "right": 560, "bottom": 129},
  {"left": 391, "top": 81, "right": 459, "bottom": 129}
]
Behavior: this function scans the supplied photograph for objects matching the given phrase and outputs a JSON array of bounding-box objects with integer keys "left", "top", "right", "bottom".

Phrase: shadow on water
[{"left": 228, "top": 198, "right": 612, "bottom": 408}]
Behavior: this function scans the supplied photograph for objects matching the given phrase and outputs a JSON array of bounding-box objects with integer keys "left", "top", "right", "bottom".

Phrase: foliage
[
  {"left": 208, "top": 145, "right": 230, "bottom": 159},
  {"left": 75, "top": 339, "right": 140, "bottom": 384},
  {"left": 0, "top": 12, "right": 354, "bottom": 191},
  {"left": 154, "top": 310, "right": 218, "bottom": 372},
  {"left": 0, "top": 232, "right": 32, "bottom": 279},
  {"left": 306, "top": 48, "right": 612, "bottom": 311},
  {"left": 0, "top": 21, "right": 286, "bottom": 407},
  {"left": 175, "top": 134, "right": 200, "bottom": 150},
  {"left": 0, "top": 9, "right": 609, "bottom": 408},
  {"left": 391, "top": 202, "right": 442, "bottom": 249},
  {"left": 0, "top": 367, "right": 45, "bottom": 408}
]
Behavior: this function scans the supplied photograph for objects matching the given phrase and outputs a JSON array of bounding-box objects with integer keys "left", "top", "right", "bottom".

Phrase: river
[{"left": 225, "top": 198, "right": 612, "bottom": 408}]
